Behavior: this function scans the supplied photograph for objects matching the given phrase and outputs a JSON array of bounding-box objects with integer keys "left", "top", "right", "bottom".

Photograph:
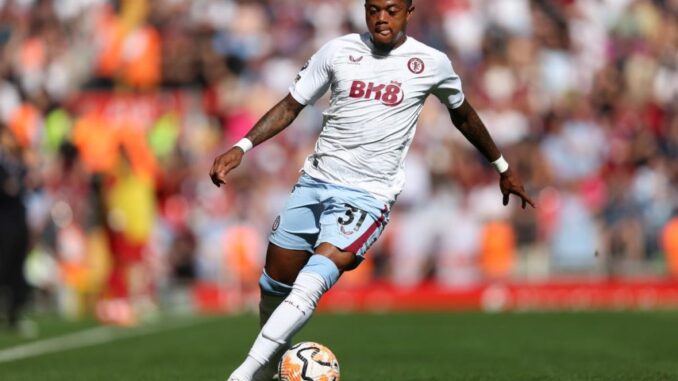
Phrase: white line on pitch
[{"left": 0, "top": 317, "right": 207, "bottom": 364}]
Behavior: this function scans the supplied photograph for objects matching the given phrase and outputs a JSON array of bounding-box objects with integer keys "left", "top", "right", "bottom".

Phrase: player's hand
[
  {"left": 209, "top": 147, "right": 245, "bottom": 187},
  {"left": 499, "top": 168, "right": 535, "bottom": 209}
]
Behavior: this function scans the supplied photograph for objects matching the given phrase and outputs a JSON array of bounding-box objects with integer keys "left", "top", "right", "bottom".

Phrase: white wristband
[
  {"left": 492, "top": 155, "right": 509, "bottom": 174},
  {"left": 234, "top": 138, "right": 253, "bottom": 153}
]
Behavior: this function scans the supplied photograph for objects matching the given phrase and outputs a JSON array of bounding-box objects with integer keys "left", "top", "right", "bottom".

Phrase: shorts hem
[
  {"left": 313, "top": 240, "right": 366, "bottom": 258},
  {"left": 268, "top": 236, "right": 315, "bottom": 254}
]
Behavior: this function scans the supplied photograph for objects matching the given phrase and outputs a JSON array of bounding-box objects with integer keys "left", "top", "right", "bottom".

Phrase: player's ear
[{"left": 406, "top": 5, "right": 415, "bottom": 20}]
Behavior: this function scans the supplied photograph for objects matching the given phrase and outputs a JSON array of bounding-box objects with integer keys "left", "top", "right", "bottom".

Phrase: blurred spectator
[{"left": 0, "top": 126, "right": 30, "bottom": 329}]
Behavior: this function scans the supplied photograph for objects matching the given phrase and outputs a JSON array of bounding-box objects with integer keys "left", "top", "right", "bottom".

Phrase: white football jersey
[{"left": 289, "top": 33, "right": 465, "bottom": 204}]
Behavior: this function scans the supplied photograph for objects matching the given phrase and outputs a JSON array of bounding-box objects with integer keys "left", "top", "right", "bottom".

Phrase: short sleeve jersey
[{"left": 290, "top": 33, "right": 464, "bottom": 204}]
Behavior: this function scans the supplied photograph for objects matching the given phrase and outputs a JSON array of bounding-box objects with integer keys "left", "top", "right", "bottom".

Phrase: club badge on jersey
[{"left": 407, "top": 57, "right": 425, "bottom": 74}]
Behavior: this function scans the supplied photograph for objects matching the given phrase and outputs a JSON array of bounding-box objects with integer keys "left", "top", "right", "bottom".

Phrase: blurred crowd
[{"left": 1, "top": 0, "right": 678, "bottom": 324}]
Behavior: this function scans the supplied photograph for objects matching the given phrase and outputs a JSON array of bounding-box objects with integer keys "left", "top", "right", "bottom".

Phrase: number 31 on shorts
[{"left": 337, "top": 204, "right": 367, "bottom": 236}]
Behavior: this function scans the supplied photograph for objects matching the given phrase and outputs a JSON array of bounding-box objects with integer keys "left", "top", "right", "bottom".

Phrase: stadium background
[{"left": 1, "top": 0, "right": 678, "bottom": 327}]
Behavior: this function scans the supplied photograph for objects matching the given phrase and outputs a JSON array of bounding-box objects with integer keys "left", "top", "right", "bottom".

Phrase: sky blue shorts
[{"left": 269, "top": 173, "right": 390, "bottom": 263}]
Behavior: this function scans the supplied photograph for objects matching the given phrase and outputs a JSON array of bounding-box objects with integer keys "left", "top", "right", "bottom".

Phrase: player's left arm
[{"left": 448, "top": 100, "right": 535, "bottom": 209}]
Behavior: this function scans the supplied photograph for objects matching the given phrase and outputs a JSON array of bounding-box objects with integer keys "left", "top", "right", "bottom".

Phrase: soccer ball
[{"left": 278, "top": 342, "right": 340, "bottom": 381}]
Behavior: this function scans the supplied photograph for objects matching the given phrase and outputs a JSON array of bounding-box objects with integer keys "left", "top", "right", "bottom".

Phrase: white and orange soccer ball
[{"left": 278, "top": 342, "right": 340, "bottom": 381}]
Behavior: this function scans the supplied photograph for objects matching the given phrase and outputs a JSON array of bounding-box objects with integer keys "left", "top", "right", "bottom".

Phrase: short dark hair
[{"left": 366, "top": 0, "right": 413, "bottom": 5}]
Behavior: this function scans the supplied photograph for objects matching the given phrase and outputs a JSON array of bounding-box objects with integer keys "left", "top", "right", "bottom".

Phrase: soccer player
[{"left": 210, "top": 0, "right": 535, "bottom": 380}]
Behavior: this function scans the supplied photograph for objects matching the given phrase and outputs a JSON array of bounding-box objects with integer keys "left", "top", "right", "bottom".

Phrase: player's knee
[
  {"left": 300, "top": 254, "right": 341, "bottom": 289},
  {"left": 314, "top": 243, "right": 357, "bottom": 272},
  {"left": 264, "top": 244, "right": 310, "bottom": 285},
  {"left": 259, "top": 270, "right": 293, "bottom": 297}
]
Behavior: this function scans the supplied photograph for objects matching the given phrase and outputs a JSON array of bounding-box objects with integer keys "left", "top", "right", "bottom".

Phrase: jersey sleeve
[
  {"left": 289, "top": 41, "right": 337, "bottom": 105},
  {"left": 430, "top": 54, "right": 465, "bottom": 109}
]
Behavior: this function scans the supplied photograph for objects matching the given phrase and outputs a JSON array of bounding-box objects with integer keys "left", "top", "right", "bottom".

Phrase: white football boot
[{"left": 227, "top": 376, "right": 247, "bottom": 381}]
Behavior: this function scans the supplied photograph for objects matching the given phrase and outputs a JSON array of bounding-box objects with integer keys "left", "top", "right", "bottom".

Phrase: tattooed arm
[
  {"left": 210, "top": 94, "right": 305, "bottom": 187},
  {"left": 448, "top": 99, "right": 535, "bottom": 208}
]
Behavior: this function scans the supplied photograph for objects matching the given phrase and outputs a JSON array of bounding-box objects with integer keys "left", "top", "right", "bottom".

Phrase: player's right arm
[{"left": 209, "top": 94, "right": 305, "bottom": 187}]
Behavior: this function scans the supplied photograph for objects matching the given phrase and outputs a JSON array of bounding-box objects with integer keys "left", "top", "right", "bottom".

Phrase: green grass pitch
[{"left": 1, "top": 311, "right": 678, "bottom": 380}]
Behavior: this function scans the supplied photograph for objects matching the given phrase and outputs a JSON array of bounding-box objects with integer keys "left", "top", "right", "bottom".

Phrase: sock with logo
[{"left": 227, "top": 255, "right": 340, "bottom": 381}]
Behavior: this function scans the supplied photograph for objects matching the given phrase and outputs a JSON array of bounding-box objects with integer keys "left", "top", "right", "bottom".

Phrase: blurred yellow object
[
  {"left": 108, "top": 165, "right": 156, "bottom": 244},
  {"left": 86, "top": 227, "right": 113, "bottom": 294},
  {"left": 120, "top": 0, "right": 149, "bottom": 31}
]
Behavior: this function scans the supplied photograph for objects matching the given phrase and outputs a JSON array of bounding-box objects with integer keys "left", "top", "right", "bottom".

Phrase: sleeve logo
[
  {"left": 407, "top": 57, "right": 425, "bottom": 74},
  {"left": 295, "top": 60, "right": 310, "bottom": 83}
]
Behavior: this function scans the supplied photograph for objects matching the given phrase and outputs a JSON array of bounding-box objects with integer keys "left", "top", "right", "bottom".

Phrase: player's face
[{"left": 365, "top": 0, "right": 413, "bottom": 51}]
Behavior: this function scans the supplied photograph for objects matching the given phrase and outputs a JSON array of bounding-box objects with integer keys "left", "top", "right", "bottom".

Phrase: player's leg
[
  {"left": 227, "top": 176, "right": 388, "bottom": 381},
  {"left": 259, "top": 241, "right": 358, "bottom": 345},
  {"left": 229, "top": 206, "right": 388, "bottom": 380},
  {"left": 230, "top": 245, "right": 354, "bottom": 381},
  {"left": 246, "top": 200, "right": 388, "bottom": 380},
  {"left": 231, "top": 244, "right": 314, "bottom": 381},
  {"left": 255, "top": 182, "right": 390, "bottom": 359},
  {"left": 255, "top": 244, "right": 310, "bottom": 380},
  {"left": 259, "top": 243, "right": 311, "bottom": 327},
  {"left": 228, "top": 176, "right": 320, "bottom": 381}
]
